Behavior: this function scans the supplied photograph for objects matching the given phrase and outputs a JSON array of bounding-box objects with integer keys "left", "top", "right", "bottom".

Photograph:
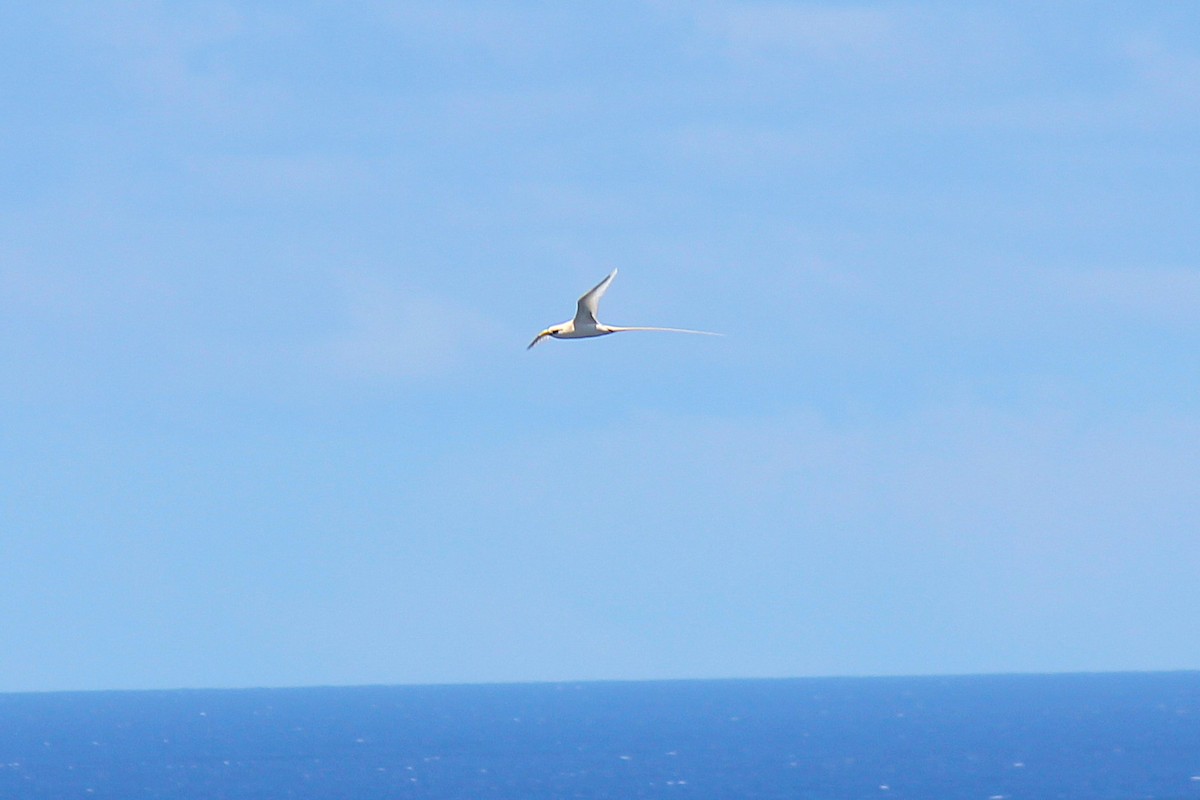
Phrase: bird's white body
[
  {"left": 548, "top": 322, "right": 612, "bottom": 339},
  {"left": 528, "top": 269, "right": 719, "bottom": 349}
]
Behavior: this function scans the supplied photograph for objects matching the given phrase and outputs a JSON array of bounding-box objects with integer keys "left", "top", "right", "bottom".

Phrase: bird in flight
[{"left": 527, "top": 269, "right": 721, "bottom": 350}]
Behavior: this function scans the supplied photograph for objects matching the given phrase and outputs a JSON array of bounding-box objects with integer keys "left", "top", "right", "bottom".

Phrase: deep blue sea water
[{"left": 1, "top": 673, "right": 1198, "bottom": 799}]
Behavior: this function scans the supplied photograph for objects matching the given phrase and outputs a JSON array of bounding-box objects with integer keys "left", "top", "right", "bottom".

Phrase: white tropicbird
[{"left": 528, "top": 269, "right": 720, "bottom": 350}]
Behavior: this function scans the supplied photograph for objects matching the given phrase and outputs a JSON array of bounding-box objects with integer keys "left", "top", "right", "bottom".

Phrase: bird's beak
[{"left": 527, "top": 330, "right": 551, "bottom": 350}]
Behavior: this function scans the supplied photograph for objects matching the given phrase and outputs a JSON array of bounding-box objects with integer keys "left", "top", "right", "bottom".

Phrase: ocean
[{"left": 1, "top": 673, "right": 1197, "bottom": 799}]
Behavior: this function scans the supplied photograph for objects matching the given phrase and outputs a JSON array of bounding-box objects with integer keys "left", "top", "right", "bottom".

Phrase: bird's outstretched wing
[{"left": 574, "top": 269, "right": 617, "bottom": 326}]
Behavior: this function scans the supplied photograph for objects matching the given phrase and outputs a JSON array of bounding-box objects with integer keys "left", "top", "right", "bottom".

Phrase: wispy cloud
[
  {"left": 1049, "top": 266, "right": 1200, "bottom": 322},
  {"left": 696, "top": 3, "right": 897, "bottom": 63},
  {"left": 311, "top": 272, "right": 502, "bottom": 383},
  {"left": 394, "top": 401, "right": 1200, "bottom": 674},
  {"left": 668, "top": 123, "right": 849, "bottom": 174},
  {"left": 1124, "top": 34, "right": 1200, "bottom": 117},
  {"left": 181, "top": 152, "right": 391, "bottom": 207},
  {"left": 924, "top": 28, "right": 1200, "bottom": 134},
  {"left": 372, "top": 1, "right": 580, "bottom": 66},
  {"left": 62, "top": 2, "right": 290, "bottom": 130},
  {"left": 0, "top": 251, "right": 176, "bottom": 327}
]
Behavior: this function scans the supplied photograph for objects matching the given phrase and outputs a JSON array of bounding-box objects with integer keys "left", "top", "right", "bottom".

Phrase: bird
[{"left": 527, "top": 269, "right": 721, "bottom": 349}]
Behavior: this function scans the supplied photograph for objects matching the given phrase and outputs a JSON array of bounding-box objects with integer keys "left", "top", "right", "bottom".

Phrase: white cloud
[
  {"left": 392, "top": 400, "right": 1200, "bottom": 675},
  {"left": 311, "top": 272, "right": 503, "bottom": 383},
  {"left": 62, "top": 2, "right": 289, "bottom": 128},
  {"left": 414, "top": 401, "right": 1200, "bottom": 554},
  {"left": 0, "top": 251, "right": 176, "bottom": 327},
  {"left": 925, "top": 29, "right": 1200, "bottom": 134},
  {"left": 1049, "top": 266, "right": 1200, "bottom": 322},
  {"left": 697, "top": 3, "right": 897, "bottom": 63},
  {"left": 182, "top": 153, "right": 388, "bottom": 206},
  {"left": 1127, "top": 34, "right": 1200, "bottom": 90},
  {"left": 1124, "top": 34, "right": 1200, "bottom": 116},
  {"left": 668, "top": 122, "right": 849, "bottom": 173},
  {"left": 374, "top": 2, "right": 570, "bottom": 62}
]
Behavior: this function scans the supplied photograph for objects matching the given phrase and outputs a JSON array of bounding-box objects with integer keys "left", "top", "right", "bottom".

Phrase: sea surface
[{"left": 1, "top": 673, "right": 1198, "bottom": 799}]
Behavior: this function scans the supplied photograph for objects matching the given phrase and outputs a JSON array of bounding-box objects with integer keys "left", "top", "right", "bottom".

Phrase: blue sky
[{"left": 2, "top": 2, "right": 1199, "bottom": 692}]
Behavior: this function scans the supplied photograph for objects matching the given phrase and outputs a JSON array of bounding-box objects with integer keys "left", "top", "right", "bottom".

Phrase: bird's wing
[{"left": 574, "top": 269, "right": 617, "bottom": 326}]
